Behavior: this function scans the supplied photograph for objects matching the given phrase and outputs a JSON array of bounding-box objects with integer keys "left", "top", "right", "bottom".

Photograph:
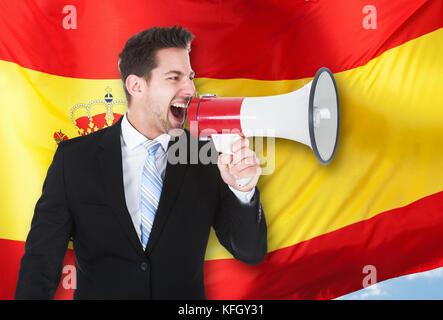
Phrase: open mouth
[{"left": 170, "top": 102, "right": 187, "bottom": 123}]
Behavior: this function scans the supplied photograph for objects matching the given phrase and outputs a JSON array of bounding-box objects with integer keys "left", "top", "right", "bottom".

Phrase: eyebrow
[{"left": 165, "top": 70, "right": 195, "bottom": 77}]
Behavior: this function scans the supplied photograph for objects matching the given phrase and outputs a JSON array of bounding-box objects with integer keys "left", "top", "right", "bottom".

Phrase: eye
[{"left": 168, "top": 76, "right": 179, "bottom": 81}]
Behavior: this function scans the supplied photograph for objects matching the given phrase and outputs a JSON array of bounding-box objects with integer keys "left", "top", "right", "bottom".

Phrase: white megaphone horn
[{"left": 187, "top": 67, "right": 340, "bottom": 186}]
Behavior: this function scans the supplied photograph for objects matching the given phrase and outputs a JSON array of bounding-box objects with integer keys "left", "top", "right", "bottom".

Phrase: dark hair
[{"left": 118, "top": 25, "right": 194, "bottom": 103}]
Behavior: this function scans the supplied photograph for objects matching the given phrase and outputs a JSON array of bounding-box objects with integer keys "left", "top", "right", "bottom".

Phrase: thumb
[
  {"left": 218, "top": 153, "right": 232, "bottom": 165},
  {"left": 217, "top": 153, "right": 232, "bottom": 172}
]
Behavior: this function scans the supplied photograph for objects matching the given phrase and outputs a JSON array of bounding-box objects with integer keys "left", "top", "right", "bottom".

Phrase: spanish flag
[{"left": 1, "top": 0, "right": 442, "bottom": 300}]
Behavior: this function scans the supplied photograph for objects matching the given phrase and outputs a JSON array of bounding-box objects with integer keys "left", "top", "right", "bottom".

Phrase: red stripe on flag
[
  {"left": 0, "top": 239, "right": 74, "bottom": 300},
  {"left": 0, "top": 0, "right": 441, "bottom": 79},
  {"left": 204, "top": 190, "right": 443, "bottom": 299},
  {"left": 1, "top": 190, "right": 443, "bottom": 299}
]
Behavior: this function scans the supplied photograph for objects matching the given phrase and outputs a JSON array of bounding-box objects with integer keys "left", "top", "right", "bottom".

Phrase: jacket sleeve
[
  {"left": 212, "top": 177, "right": 268, "bottom": 266},
  {"left": 15, "top": 142, "right": 73, "bottom": 299}
]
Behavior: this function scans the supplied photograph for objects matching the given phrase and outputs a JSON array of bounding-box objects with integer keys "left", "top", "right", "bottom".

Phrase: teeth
[{"left": 171, "top": 103, "right": 187, "bottom": 108}]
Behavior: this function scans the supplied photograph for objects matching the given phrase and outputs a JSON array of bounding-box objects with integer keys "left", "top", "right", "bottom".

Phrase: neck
[{"left": 126, "top": 105, "right": 162, "bottom": 140}]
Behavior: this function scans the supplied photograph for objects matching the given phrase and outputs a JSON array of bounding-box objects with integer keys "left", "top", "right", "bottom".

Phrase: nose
[{"left": 181, "top": 78, "right": 196, "bottom": 100}]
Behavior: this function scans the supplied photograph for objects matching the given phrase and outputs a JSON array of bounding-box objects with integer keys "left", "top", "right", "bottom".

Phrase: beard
[
  {"left": 167, "top": 114, "right": 187, "bottom": 138},
  {"left": 152, "top": 106, "right": 187, "bottom": 138}
]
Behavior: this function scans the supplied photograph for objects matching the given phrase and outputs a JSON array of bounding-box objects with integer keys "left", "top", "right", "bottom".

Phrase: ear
[{"left": 125, "top": 75, "right": 145, "bottom": 100}]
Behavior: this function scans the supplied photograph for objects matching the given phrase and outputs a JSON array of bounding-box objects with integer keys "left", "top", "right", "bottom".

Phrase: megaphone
[{"left": 187, "top": 67, "right": 340, "bottom": 185}]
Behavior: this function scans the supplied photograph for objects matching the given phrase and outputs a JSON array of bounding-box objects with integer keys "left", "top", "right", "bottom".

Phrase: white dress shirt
[{"left": 120, "top": 113, "right": 255, "bottom": 242}]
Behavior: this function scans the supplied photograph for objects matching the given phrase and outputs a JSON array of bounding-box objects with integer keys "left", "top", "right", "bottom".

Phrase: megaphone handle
[{"left": 211, "top": 133, "right": 253, "bottom": 188}]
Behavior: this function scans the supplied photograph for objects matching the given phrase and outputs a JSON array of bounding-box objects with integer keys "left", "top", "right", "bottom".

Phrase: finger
[
  {"left": 231, "top": 137, "right": 249, "bottom": 153},
  {"left": 237, "top": 165, "right": 262, "bottom": 178},
  {"left": 230, "top": 154, "right": 260, "bottom": 175},
  {"left": 230, "top": 154, "right": 260, "bottom": 173},
  {"left": 218, "top": 153, "right": 232, "bottom": 166},
  {"left": 232, "top": 150, "right": 260, "bottom": 170},
  {"left": 232, "top": 148, "right": 255, "bottom": 165},
  {"left": 217, "top": 156, "right": 232, "bottom": 178},
  {"left": 233, "top": 169, "right": 261, "bottom": 192},
  {"left": 231, "top": 162, "right": 261, "bottom": 179}
]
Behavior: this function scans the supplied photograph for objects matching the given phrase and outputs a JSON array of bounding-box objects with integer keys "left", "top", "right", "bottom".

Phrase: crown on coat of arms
[{"left": 70, "top": 87, "right": 127, "bottom": 136}]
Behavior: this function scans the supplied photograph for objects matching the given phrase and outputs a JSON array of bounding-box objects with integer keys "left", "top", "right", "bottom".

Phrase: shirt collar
[{"left": 121, "top": 113, "right": 171, "bottom": 152}]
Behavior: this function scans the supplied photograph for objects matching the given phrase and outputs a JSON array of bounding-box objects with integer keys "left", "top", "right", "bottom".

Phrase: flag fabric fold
[{"left": 1, "top": 0, "right": 442, "bottom": 300}]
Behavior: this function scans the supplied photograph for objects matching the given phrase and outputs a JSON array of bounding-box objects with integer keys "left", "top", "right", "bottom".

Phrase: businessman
[{"left": 15, "top": 25, "right": 267, "bottom": 299}]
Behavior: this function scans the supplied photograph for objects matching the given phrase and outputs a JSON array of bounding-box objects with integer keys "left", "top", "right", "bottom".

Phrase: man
[{"left": 15, "top": 25, "right": 267, "bottom": 300}]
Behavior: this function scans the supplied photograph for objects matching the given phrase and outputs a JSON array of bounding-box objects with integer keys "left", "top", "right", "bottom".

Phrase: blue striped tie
[{"left": 140, "top": 140, "right": 163, "bottom": 250}]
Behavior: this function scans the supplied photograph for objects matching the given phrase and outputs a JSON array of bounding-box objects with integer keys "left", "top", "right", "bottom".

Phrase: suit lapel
[
  {"left": 145, "top": 132, "right": 189, "bottom": 255},
  {"left": 98, "top": 118, "right": 145, "bottom": 258}
]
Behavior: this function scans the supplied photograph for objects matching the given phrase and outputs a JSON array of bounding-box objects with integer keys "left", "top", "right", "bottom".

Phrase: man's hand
[{"left": 217, "top": 138, "right": 262, "bottom": 192}]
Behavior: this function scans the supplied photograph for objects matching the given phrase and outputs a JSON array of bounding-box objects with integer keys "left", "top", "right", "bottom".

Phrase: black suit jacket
[{"left": 15, "top": 118, "right": 267, "bottom": 299}]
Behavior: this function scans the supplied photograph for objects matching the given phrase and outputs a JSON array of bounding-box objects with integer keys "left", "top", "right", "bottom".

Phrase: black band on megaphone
[{"left": 308, "top": 67, "right": 340, "bottom": 165}]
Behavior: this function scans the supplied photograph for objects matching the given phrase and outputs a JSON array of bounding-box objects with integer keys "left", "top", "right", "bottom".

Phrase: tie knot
[{"left": 143, "top": 140, "right": 161, "bottom": 156}]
